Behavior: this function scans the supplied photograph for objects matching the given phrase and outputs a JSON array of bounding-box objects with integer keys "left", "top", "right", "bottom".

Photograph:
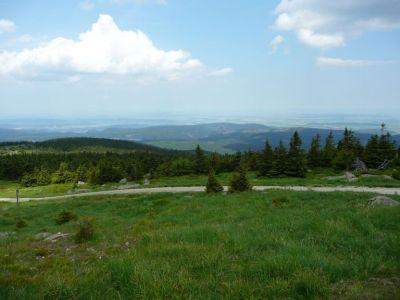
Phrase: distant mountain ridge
[{"left": 1, "top": 123, "right": 399, "bottom": 153}]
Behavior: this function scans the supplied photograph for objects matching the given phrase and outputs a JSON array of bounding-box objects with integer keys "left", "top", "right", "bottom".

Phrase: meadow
[{"left": 1, "top": 190, "right": 399, "bottom": 299}]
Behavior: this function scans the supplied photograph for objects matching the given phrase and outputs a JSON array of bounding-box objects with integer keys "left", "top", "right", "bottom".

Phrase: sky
[{"left": 0, "top": 0, "right": 400, "bottom": 118}]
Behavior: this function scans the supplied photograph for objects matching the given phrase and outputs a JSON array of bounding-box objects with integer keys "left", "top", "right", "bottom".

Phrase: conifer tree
[
  {"left": 322, "top": 131, "right": 336, "bottom": 168},
  {"left": 307, "top": 134, "right": 322, "bottom": 168},
  {"left": 228, "top": 167, "right": 252, "bottom": 193},
  {"left": 364, "top": 134, "right": 380, "bottom": 168},
  {"left": 271, "top": 141, "right": 287, "bottom": 176},
  {"left": 258, "top": 140, "right": 274, "bottom": 177},
  {"left": 206, "top": 169, "right": 223, "bottom": 193},
  {"left": 286, "top": 131, "right": 307, "bottom": 177},
  {"left": 193, "top": 144, "right": 207, "bottom": 174},
  {"left": 378, "top": 132, "right": 397, "bottom": 163}
]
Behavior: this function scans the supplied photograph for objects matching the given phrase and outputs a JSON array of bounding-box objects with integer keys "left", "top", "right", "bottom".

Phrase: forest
[{"left": 0, "top": 128, "right": 399, "bottom": 187}]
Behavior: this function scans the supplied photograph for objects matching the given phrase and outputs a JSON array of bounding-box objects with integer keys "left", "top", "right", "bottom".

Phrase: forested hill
[{"left": 0, "top": 137, "right": 180, "bottom": 154}]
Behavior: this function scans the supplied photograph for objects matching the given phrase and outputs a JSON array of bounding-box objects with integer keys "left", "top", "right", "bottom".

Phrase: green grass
[
  {"left": 0, "top": 190, "right": 399, "bottom": 298},
  {"left": 1, "top": 170, "right": 400, "bottom": 199}
]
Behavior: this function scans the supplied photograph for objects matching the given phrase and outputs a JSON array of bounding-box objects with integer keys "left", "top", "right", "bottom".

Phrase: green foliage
[
  {"left": 258, "top": 140, "right": 274, "bottom": 177},
  {"left": 55, "top": 210, "right": 77, "bottom": 225},
  {"left": 271, "top": 141, "right": 287, "bottom": 177},
  {"left": 286, "top": 131, "right": 306, "bottom": 177},
  {"left": 193, "top": 144, "right": 207, "bottom": 174},
  {"left": 52, "top": 162, "right": 76, "bottom": 184},
  {"left": 205, "top": 170, "right": 223, "bottom": 193},
  {"left": 75, "top": 217, "right": 95, "bottom": 243},
  {"left": 228, "top": 167, "right": 251, "bottom": 193},
  {"left": 272, "top": 196, "right": 288, "bottom": 206},
  {"left": 393, "top": 169, "right": 400, "bottom": 181},
  {"left": 88, "top": 160, "right": 123, "bottom": 185},
  {"left": 322, "top": 131, "right": 337, "bottom": 167},
  {"left": 364, "top": 134, "right": 381, "bottom": 168},
  {"left": 15, "top": 219, "right": 27, "bottom": 228},
  {"left": 307, "top": 134, "right": 322, "bottom": 168}
]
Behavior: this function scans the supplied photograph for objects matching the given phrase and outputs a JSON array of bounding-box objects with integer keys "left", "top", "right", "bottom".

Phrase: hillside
[{"left": 0, "top": 137, "right": 179, "bottom": 154}]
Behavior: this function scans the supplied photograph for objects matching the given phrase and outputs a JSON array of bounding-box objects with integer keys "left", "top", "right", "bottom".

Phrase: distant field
[{"left": 1, "top": 191, "right": 399, "bottom": 298}]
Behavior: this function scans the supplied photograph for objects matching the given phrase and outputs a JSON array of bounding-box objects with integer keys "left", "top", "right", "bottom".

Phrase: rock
[
  {"left": 0, "top": 232, "right": 15, "bottom": 240},
  {"left": 368, "top": 196, "right": 399, "bottom": 207},
  {"left": 143, "top": 178, "right": 150, "bottom": 185},
  {"left": 75, "top": 189, "right": 91, "bottom": 194},
  {"left": 44, "top": 232, "right": 70, "bottom": 242},
  {"left": 119, "top": 178, "right": 128, "bottom": 184},
  {"left": 382, "top": 175, "right": 393, "bottom": 180},
  {"left": 117, "top": 184, "right": 141, "bottom": 190},
  {"left": 324, "top": 172, "right": 357, "bottom": 182},
  {"left": 360, "top": 174, "right": 393, "bottom": 180},
  {"left": 34, "top": 232, "right": 52, "bottom": 240},
  {"left": 77, "top": 181, "right": 85, "bottom": 186}
]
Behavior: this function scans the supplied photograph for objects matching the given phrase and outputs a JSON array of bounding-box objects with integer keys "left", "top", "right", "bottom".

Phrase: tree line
[{"left": 0, "top": 128, "right": 398, "bottom": 187}]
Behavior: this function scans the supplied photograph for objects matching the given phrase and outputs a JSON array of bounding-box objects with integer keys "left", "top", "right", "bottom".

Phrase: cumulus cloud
[
  {"left": 274, "top": 0, "right": 400, "bottom": 48},
  {"left": 0, "top": 19, "right": 15, "bottom": 33},
  {"left": 15, "top": 34, "right": 33, "bottom": 43},
  {"left": 317, "top": 56, "right": 396, "bottom": 67},
  {"left": 0, "top": 15, "right": 228, "bottom": 81},
  {"left": 269, "top": 35, "right": 285, "bottom": 53}
]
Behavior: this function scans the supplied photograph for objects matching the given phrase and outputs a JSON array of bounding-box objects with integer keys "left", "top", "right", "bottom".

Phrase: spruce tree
[
  {"left": 258, "top": 140, "right": 274, "bottom": 177},
  {"left": 228, "top": 167, "right": 252, "bottom": 193},
  {"left": 322, "top": 131, "right": 336, "bottom": 168},
  {"left": 378, "top": 132, "right": 397, "bottom": 163},
  {"left": 307, "top": 134, "right": 322, "bottom": 168},
  {"left": 206, "top": 169, "right": 223, "bottom": 193},
  {"left": 193, "top": 144, "right": 207, "bottom": 174},
  {"left": 271, "top": 141, "right": 287, "bottom": 177},
  {"left": 286, "top": 131, "right": 306, "bottom": 177},
  {"left": 364, "top": 135, "right": 380, "bottom": 168}
]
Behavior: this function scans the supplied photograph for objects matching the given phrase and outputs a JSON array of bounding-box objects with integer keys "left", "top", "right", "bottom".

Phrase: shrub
[
  {"left": 15, "top": 219, "right": 27, "bottom": 228},
  {"left": 393, "top": 169, "right": 400, "bottom": 181},
  {"left": 206, "top": 170, "right": 223, "bottom": 193},
  {"left": 272, "top": 196, "right": 288, "bottom": 206},
  {"left": 55, "top": 210, "right": 77, "bottom": 225},
  {"left": 75, "top": 217, "right": 95, "bottom": 243},
  {"left": 228, "top": 168, "right": 251, "bottom": 193}
]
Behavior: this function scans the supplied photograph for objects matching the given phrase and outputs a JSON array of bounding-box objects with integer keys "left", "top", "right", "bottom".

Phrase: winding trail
[{"left": 0, "top": 185, "right": 399, "bottom": 203}]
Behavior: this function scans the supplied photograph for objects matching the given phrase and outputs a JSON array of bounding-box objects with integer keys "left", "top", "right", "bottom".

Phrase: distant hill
[
  {"left": 1, "top": 123, "right": 399, "bottom": 153},
  {"left": 0, "top": 137, "right": 179, "bottom": 154}
]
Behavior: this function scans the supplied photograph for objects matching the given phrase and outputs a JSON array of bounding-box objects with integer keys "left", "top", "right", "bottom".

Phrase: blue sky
[{"left": 0, "top": 0, "right": 399, "bottom": 117}]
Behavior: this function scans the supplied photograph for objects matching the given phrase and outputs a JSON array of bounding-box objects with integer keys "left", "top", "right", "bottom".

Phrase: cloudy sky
[{"left": 0, "top": 0, "right": 399, "bottom": 117}]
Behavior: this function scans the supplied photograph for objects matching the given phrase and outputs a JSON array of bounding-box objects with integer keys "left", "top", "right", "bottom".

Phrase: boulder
[
  {"left": 119, "top": 178, "right": 128, "bottom": 184},
  {"left": 44, "top": 232, "right": 70, "bottom": 242},
  {"left": 324, "top": 172, "right": 357, "bottom": 182},
  {"left": 368, "top": 196, "right": 399, "bottom": 207},
  {"left": 77, "top": 181, "right": 86, "bottom": 186},
  {"left": 0, "top": 232, "right": 15, "bottom": 240},
  {"left": 34, "top": 232, "right": 52, "bottom": 240},
  {"left": 143, "top": 178, "right": 150, "bottom": 185}
]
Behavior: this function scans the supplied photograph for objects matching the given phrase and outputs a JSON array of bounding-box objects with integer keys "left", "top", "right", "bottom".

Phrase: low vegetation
[{"left": 0, "top": 191, "right": 399, "bottom": 298}]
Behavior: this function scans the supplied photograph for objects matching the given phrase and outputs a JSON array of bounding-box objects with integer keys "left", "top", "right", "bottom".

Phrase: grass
[
  {"left": 0, "top": 190, "right": 399, "bottom": 298},
  {"left": 1, "top": 169, "right": 400, "bottom": 199}
]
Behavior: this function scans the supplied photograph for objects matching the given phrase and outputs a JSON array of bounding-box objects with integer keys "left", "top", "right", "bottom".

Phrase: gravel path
[{"left": 0, "top": 185, "right": 400, "bottom": 203}]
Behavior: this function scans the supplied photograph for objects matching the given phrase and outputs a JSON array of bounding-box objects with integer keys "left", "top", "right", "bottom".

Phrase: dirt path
[{"left": 0, "top": 185, "right": 400, "bottom": 203}]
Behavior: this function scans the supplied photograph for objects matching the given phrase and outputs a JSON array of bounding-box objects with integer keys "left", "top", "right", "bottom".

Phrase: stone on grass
[
  {"left": 324, "top": 172, "right": 357, "bottom": 182},
  {"left": 34, "top": 232, "right": 52, "bottom": 240},
  {"left": 44, "top": 232, "right": 70, "bottom": 242},
  {"left": 368, "top": 196, "right": 399, "bottom": 207},
  {"left": 119, "top": 178, "right": 128, "bottom": 184},
  {"left": 0, "top": 232, "right": 15, "bottom": 240},
  {"left": 77, "top": 181, "right": 85, "bottom": 186}
]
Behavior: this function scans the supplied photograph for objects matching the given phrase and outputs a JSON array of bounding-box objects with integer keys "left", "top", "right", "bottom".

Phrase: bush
[
  {"left": 228, "top": 168, "right": 251, "bottom": 193},
  {"left": 75, "top": 217, "right": 95, "bottom": 243},
  {"left": 393, "top": 169, "right": 400, "bottom": 181},
  {"left": 15, "top": 219, "right": 27, "bottom": 228},
  {"left": 272, "top": 196, "right": 288, "bottom": 206},
  {"left": 206, "top": 170, "right": 223, "bottom": 193},
  {"left": 55, "top": 210, "right": 77, "bottom": 225}
]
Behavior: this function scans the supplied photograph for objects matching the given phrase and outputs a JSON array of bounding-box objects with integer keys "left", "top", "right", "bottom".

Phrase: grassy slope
[{"left": 0, "top": 191, "right": 399, "bottom": 298}]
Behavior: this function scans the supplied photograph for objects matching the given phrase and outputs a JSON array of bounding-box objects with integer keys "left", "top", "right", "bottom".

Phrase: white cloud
[
  {"left": 269, "top": 35, "right": 285, "bottom": 53},
  {"left": 15, "top": 34, "right": 33, "bottom": 43},
  {"left": 111, "top": 0, "right": 166, "bottom": 5},
  {"left": 0, "top": 15, "right": 228, "bottom": 81},
  {"left": 317, "top": 56, "right": 396, "bottom": 67},
  {"left": 0, "top": 19, "right": 15, "bottom": 33},
  {"left": 208, "top": 68, "right": 233, "bottom": 77},
  {"left": 79, "top": 1, "right": 95, "bottom": 10},
  {"left": 68, "top": 75, "right": 81, "bottom": 83},
  {"left": 274, "top": 0, "right": 400, "bottom": 48}
]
